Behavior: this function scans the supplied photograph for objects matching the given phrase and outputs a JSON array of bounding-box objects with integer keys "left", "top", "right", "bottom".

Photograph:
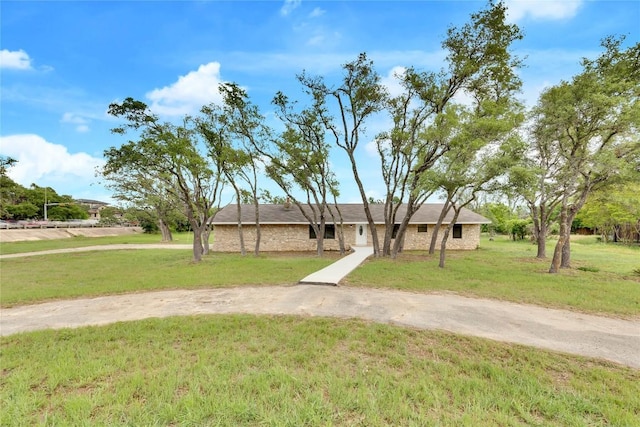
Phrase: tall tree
[
  {"left": 101, "top": 148, "right": 181, "bottom": 242},
  {"left": 220, "top": 84, "right": 267, "bottom": 256},
  {"left": 271, "top": 91, "right": 346, "bottom": 256},
  {"left": 107, "top": 98, "right": 224, "bottom": 262},
  {"left": 376, "top": 0, "right": 524, "bottom": 258},
  {"left": 198, "top": 102, "right": 249, "bottom": 256},
  {"left": 296, "top": 53, "right": 388, "bottom": 256},
  {"left": 507, "top": 128, "right": 564, "bottom": 258},
  {"left": 530, "top": 38, "right": 640, "bottom": 273},
  {"left": 420, "top": 100, "right": 525, "bottom": 265}
]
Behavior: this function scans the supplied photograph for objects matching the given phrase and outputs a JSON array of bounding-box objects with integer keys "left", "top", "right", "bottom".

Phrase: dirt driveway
[{"left": 2, "top": 285, "right": 639, "bottom": 369}]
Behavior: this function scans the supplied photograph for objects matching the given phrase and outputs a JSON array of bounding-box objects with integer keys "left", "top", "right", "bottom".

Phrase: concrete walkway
[{"left": 299, "top": 246, "right": 374, "bottom": 285}]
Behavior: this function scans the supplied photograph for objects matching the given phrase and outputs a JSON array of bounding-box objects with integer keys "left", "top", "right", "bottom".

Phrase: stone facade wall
[
  {"left": 211, "top": 223, "right": 481, "bottom": 252},
  {"left": 211, "top": 224, "right": 346, "bottom": 252},
  {"left": 354, "top": 224, "right": 480, "bottom": 250}
]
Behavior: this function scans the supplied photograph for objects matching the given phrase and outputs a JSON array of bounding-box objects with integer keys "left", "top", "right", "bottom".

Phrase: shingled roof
[{"left": 212, "top": 203, "right": 490, "bottom": 225}]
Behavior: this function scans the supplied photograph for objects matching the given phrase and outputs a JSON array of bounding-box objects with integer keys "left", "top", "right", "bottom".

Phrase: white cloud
[
  {"left": 505, "top": 0, "right": 583, "bottom": 22},
  {"left": 309, "top": 7, "right": 325, "bottom": 18},
  {"left": 380, "top": 66, "right": 406, "bottom": 98},
  {"left": 0, "top": 49, "right": 33, "bottom": 70},
  {"left": 0, "top": 134, "right": 104, "bottom": 188},
  {"left": 146, "top": 62, "right": 225, "bottom": 116},
  {"left": 307, "top": 34, "right": 327, "bottom": 47},
  {"left": 61, "top": 112, "right": 91, "bottom": 133},
  {"left": 280, "top": 0, "right": 301, "bottom": 16}
]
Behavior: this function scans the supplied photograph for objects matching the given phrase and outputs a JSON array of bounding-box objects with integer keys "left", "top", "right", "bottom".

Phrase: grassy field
[
  {"left": 2, "top": 234, "right": 639, "bottom": 316},
  {"left": 0, "top": 249, "right": 337, "bottom": 307},
  {"left": 1, "top": 234, "right": 638, "bottom": 425},
  {"left": 347, "top": 235, "right": 640, "bottom": 317},
  {"left": 2, "top": 315, "right": 638, "bottom": 426}
]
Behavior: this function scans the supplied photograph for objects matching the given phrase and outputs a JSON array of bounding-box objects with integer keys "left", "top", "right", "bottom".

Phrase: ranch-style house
[{"left": 211, "top": 203, "right": 490, "bottom": 252}]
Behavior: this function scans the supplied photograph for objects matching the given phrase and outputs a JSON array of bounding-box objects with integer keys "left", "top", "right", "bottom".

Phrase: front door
[{"left": 355, "top": 223, "right": 368, "bottom": 246}]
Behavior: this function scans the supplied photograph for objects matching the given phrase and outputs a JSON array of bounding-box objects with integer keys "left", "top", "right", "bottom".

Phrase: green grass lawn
[
  {"left": 1, "top": 234, "right": 638, "bottom": 425},
  {"left": 1, "top": 315, "right": 638, "bottom": 426},
  {"left": 2, "top": 234, "right": 639, "bottom": 316},
  {"left": 346, "top": 235, "right": 640, "bottom": 317},
  {"left": 0, "top": 250, "right": 337, "bottom": 307}
]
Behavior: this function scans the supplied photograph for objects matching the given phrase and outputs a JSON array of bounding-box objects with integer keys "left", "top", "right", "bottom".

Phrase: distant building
[{"left": 75, "top": 199, "right": 109, "bottom": 220}]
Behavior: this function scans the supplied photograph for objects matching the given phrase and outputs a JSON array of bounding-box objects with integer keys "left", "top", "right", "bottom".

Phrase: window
[
  {"left": 417, "top": 224, "right": 428, "bottom": 233},
  {"left": 392, "top": 224, "right": 400, "bottom": 239},
  {"left": 309, "top": 224, "right": 335, "bottom": 239},
  {"left": 453, "top": 224, "right": 462, "bottom": 239}
]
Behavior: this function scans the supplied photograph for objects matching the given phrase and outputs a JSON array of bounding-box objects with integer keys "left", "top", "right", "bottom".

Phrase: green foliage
[
  {"left": 97, "top": 206, "right": 122, "bottom": 226},
  {"left": 506, "top": 218, "right": 531, "bottom": 240},
  {"left": 107, "top": 97, "right": 224, "bottom": 261},
  {"left": 0, "top": 177, "right": 88, "bottom": 220},
  {"left": 5, "top": 202, "right": 39, "bottom": 220},
  {"left": 480, "top": 202, "right": 518, "bottom": 234},
  {"left": 46, "top": 203, "right": 89, "bottom": 221},
  {"left": 576, "top": 182, "right": 640, "bottom": 243}
]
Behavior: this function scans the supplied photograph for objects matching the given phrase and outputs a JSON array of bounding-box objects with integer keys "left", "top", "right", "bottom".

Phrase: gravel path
[{"left": 2, "top": 285, "right": 639, "bottom": 368}]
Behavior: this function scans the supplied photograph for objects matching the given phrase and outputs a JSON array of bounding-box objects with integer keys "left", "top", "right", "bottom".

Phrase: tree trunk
[
  {"left": 438, "top": 224, "right": 452, "bottom": 268},
  {"left": 391, "top": 216, "right": 411, "bottom": 259},
  {"left": 327, "top": 203, "right": 346, "bottom": 255},
  {"left": 439, "top": 205, "right": 465, "bottom": 268},
  {"left": 531, "top": 204, "right": 547, "bottom": 258},
  {"left": 429, "top": 200, "right": 452, "bottom": 254},
  {"left": 158, "top": 218, "right": 173, "bottom": 242},
  {"left": 235, "top": 198, "right": 246, "bottom": 256},
  {"left": 202, "top": 227, "right": 211, "bottom": 255},
  {"left": 346, "top": 150, "right": 380, "bottom": 256},
  {"left": 316, "top": 218, "right": 325, "bottom": 257},
  {"left": 382, "top": 217, "right": 393, "bottom": 257},
  {"left": 253, "top": 200, "right": 261, "bottom": 257},
  {"left": 549, "top": 200, "right": 568, "bottom": 273},
  {"left": 549, "top": 235, "right": 565, "bottom": 273},
  {"left": 191, "top": 223, "right": 204, "bottom": 262},
  {"left": 561, "top": 203, "right": 582, "bottom": 268},
  {"left": 561, "top": 238, "right": 571, "bottom": 268},
  {"left": 536, "top": 222, "right": 547, "bottom": 259},
  {"left": 337, "top": 225, "right": 346, "bottom": 255}
]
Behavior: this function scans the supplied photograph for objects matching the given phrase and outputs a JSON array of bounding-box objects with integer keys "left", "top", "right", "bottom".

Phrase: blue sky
[{"left": 1, "top": 0, "right": 638, "bottom": 205}]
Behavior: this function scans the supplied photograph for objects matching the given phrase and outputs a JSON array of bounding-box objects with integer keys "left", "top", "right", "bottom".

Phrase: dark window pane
[
  {"left": 392, "top": 224, "right": 400, "bottom": 239},
  {"left": 325, "top": 224, "right": 335, "bottom": 239},
  {"left": 418, "top": 224, "right": 428, "bottom": 233},
  {"left": 309, "top": 224, "right": 335, "bottom": 239},
  {"left": 453, "top": 224, "right": 462, "bottom": 239}
]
